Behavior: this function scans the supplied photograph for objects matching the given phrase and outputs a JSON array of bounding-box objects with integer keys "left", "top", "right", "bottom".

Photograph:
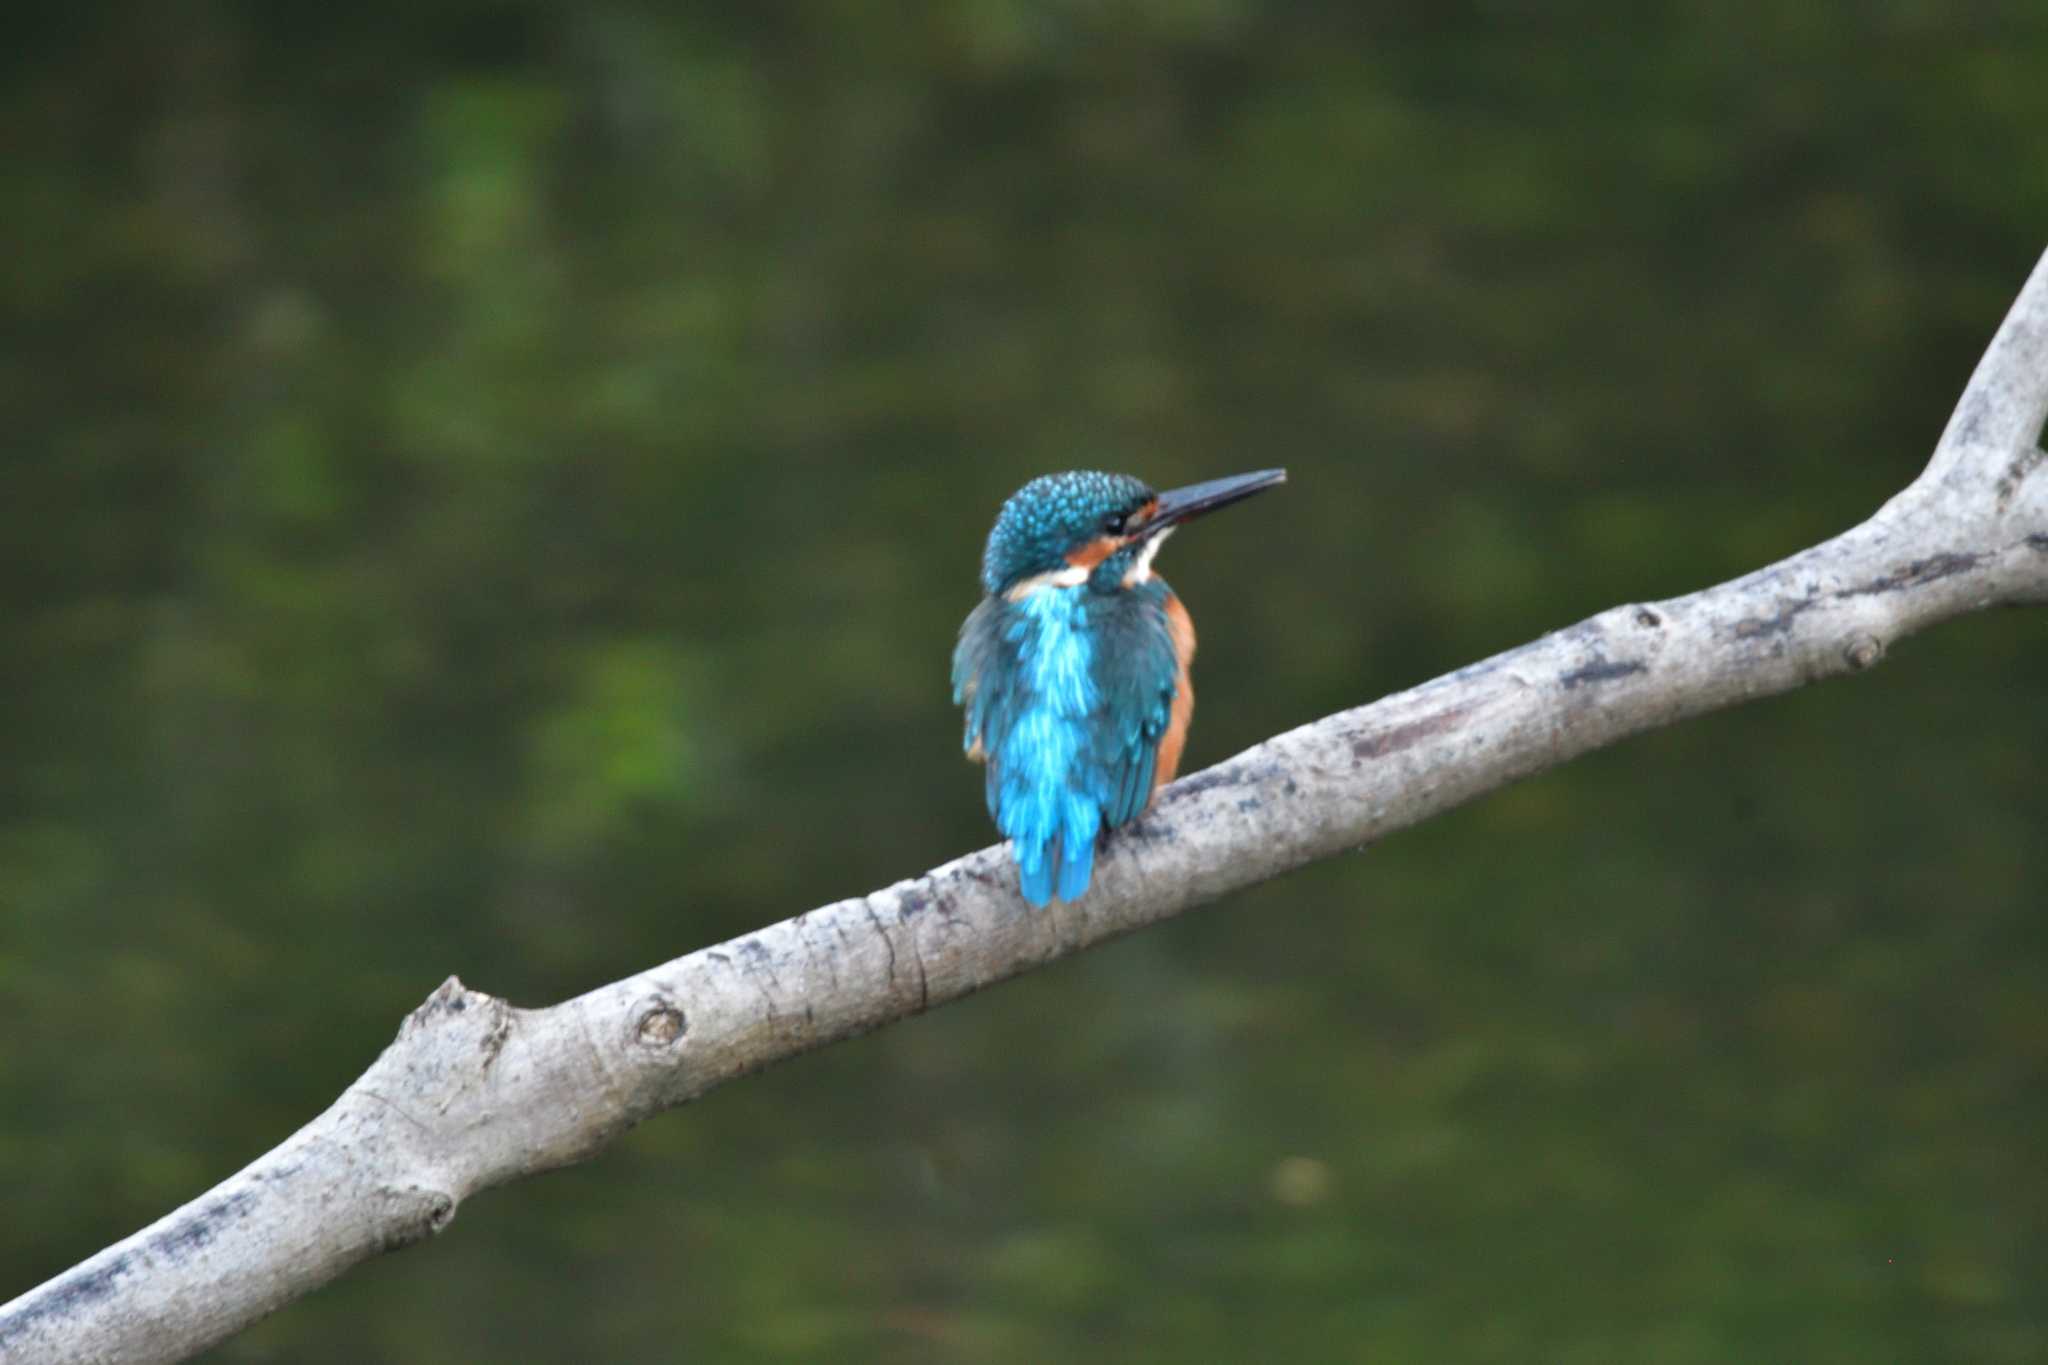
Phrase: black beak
[{"left": 1147, "top": 468, "right": 1287, "bottom": 533}]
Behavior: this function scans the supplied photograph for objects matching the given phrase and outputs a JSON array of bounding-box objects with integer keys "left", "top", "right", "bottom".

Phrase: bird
[{"left": 952, "top": 468, "right": 1287, "bottom": 906}]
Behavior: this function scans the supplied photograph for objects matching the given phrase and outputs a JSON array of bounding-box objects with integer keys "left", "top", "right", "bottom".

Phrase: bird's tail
[{"left": 1013, "top": 793, "right": 1101, "bottom": 907}]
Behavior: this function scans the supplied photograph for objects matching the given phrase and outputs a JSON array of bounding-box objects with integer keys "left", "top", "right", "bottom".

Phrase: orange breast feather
[{"left": 1152, "top": 593, "right": 1198, "bottom": 793}]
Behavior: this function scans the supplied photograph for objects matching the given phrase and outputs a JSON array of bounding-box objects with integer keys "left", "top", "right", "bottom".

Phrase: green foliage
[{"left": 3, "top": 5, "right": 2045, "bottom": 1361}]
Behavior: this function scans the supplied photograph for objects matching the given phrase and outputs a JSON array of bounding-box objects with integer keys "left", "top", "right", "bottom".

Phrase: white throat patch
[
  {"left": 1123, "top": 526, "right": 1175, "bottom": 585},
  {"left": 1004, "top": 563, "right": 1090, "bottom": 600}
]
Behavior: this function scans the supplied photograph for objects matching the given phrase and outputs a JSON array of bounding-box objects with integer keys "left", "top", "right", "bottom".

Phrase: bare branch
[
  {"left": 1932, "top": 247, "right": 2048, "bottom": 472},
  {"left": 7, "top": 249, "right": 2048, "bottom": 1365}
]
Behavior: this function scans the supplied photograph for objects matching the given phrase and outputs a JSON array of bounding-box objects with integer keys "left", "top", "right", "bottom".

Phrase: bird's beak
[{"left": 1145, "top": 468, "right": 1287, "bottom": 534}]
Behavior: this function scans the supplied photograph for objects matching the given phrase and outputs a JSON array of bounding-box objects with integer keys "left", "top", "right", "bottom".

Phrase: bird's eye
[{"left": 1104, "top": 512, "right": 1126, "bottom": 535}]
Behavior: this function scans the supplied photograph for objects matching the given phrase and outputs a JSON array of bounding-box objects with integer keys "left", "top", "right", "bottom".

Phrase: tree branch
[{"left": 8, "top": 249, "right": 2048, "bottom": 1364}]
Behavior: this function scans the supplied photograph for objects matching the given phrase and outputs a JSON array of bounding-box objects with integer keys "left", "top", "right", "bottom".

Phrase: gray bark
[{"left": 6, "top": 248, "right": 2047, "bottom": 1365}]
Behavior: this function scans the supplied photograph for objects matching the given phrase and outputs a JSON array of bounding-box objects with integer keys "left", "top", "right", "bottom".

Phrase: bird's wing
[
  {"left": 951, "top": 595, "right": 1014, "bottom": 764},
  {"left": 1085, "top": 588, "right": 1180, "bottom": 831}
]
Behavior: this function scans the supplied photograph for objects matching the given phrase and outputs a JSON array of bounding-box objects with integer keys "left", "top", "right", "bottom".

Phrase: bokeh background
[{"left": 5, "top": 5, "right": 2046, "bottom": 1361}]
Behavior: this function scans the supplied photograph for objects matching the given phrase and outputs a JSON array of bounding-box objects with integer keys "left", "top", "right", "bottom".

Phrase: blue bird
[{"left": 952, "top": 468, "right": 1286, "bottom": 905}]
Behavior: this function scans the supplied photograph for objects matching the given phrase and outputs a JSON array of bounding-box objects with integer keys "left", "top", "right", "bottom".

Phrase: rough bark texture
[{"left": 6, "top": 249, "right": 2047, "bottom": 1365}]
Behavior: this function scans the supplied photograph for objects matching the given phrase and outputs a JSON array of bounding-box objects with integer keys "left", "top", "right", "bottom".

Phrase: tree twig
[{"left": 6, "top": 249, "right": 2047, "bottom": 1365}]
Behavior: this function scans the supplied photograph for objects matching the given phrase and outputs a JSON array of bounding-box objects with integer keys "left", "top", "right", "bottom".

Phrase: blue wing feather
[{"left": 953, "top": 583, "right": 1179, "bottom": 905}]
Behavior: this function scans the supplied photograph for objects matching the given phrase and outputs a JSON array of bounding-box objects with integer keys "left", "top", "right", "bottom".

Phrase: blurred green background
[{"left": 5, "top": 5, "right": 2046, "bottom": 1361}]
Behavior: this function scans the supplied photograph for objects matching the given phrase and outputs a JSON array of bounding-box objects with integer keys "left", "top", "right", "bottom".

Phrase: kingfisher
[{"left": 952, "top": 468, "right": 1287, "bottom": 906}]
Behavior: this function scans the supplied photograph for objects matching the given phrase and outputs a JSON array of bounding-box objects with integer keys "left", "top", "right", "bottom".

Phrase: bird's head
[{"left": 978, "top": 468, "right": 1286, "bottom": 598}]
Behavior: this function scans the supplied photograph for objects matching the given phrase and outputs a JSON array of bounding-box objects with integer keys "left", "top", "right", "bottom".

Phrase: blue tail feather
[
  {"left": 1055, "top": 835, "right": 1095, "bottom": 904},
  {"left": 1016, "top": 838, "right": 1057, "bottom": 907}
]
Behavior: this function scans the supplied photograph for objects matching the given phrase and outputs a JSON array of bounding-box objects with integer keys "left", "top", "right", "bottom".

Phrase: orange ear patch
[{"left": 1064, "top": 535, "right": 1123, "bottom": 570}]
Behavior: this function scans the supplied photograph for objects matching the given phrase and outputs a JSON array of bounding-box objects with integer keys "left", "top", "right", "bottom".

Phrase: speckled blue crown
[{"left": 980, "top": 470, "right": 1154, "bottom": 595}]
